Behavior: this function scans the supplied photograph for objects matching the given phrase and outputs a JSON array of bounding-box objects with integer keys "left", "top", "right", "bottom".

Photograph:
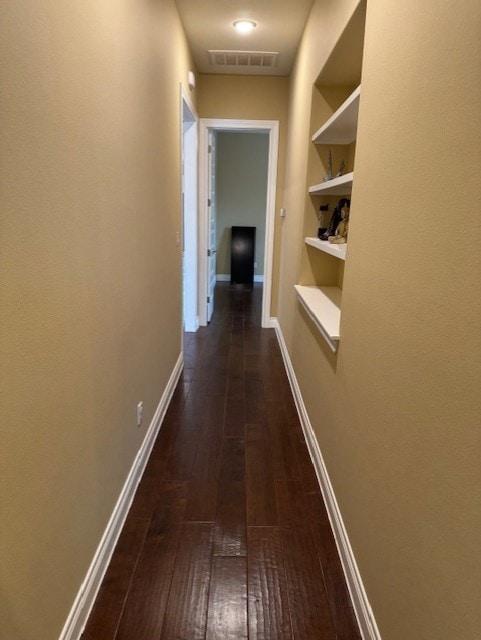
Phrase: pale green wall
[{"left": 215, "top": 132, "right": 269, "bottom": 277}]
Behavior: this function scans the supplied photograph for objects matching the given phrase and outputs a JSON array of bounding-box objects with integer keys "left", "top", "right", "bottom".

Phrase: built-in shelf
[
  {"left": 294, "top": 284, "right": 341, "bottom": 352},
  {"left": 312, "top": 85, "right": 361, "bottom": 144},
  {"left": 305, "top": 237, "right": 347, "bottom": 260},
  {"left": 309, "top": 171, "right": 353, "bottom": 195}
]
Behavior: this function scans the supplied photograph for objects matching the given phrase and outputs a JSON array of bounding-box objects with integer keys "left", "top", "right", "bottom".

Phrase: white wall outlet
[
  {"left": 280, "top": 207, "right": 287, "bottom": 218},
  {"left": 136, "top": 401, "right": 143, "bottom": 427}
]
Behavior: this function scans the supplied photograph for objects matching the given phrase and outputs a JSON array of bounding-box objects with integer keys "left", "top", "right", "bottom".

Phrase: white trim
[
  {"left": 216, "top": 274, "right": 265, "bottom": 283},
  {"left": 181, "top": 83, "right": 196, "bottom": 123},
  {"left": 262, "top": 121, "right": 279, "bottom": 328},
  {"left": 199, "top": 118, "right": 279, "bottom": 328},
  {"left": 59, "top": 354, "right": 184, "bottom": 640},
  {"left": 198, "top": 121, "right": 209, "bottom": 326},
  {"left": 180, "top": 86, "right": 199, "bottom": 333},
  {"left": 274, "top": 322, "right": 382, "bottom": 640},
  {"left": 184, "top": 316, "right": 200, "bottom": 333},
  {"left": 266, "top": 316, "right": 279, "bottom": 329}
]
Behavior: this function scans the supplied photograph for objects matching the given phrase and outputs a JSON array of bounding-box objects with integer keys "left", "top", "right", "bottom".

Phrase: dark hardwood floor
[{"left": 82, "top": 282, "right": 360, "bottom": 640}]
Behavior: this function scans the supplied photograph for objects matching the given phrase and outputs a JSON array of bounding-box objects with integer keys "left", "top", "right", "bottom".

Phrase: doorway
[
  {"left": 216, "top": 131, "right": 269, "bottom": 288},
  {"left": 181, "top": 90, "right": 198, "bottom": 332},
  {"left": 199, "top": 119, "right": 279, "bottom": 328}
]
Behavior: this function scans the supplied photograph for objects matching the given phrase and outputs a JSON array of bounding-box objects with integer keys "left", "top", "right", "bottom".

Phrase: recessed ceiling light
[{"left": 233, "top": 19, "right": 257, "bottom": 34}]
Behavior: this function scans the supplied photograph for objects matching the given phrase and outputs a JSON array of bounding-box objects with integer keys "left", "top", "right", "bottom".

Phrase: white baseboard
[
  {"left": 216, "top": 274, "right": 264, "bottom": 283},
  {"left": 265, "top": 316, "right": 279, "bottom": 329},
  {"left": 59, "top": 353, "right": 184, "bottom": 640},
  {"left": 274, "top": 323, "right": 382, "bottom": 640}
]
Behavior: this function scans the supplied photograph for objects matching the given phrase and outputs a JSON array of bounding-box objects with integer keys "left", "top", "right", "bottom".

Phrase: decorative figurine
[
  {"left": 317, "top": 204, "right": 329, "bottom": 238},
  {"left": 320, "top": 197, "right": 350, "bottom": 242},
  {"left": 329, "top": 198, "right": 350, "bottom": 244},
  {"left": 335, "top": 159, "right": 346, "bottom": 177},
  {"left": 320, "top": 202, "right": 342, "bottom": 241},
  {"left": 322, "top": 149, "right": 334, "bottom": 182},
  {"left": 321, "top": 152, "right": 346, "bottom": 182}
]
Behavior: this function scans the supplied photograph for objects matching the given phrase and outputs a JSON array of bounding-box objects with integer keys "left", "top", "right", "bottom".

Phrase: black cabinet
[{"left": 231, "top": 226, "right": 256, "bottom": 284}]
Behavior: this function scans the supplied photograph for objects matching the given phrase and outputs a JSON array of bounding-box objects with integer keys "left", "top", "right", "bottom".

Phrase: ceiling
[{"left": 175, "top": 0, "right": 314, "bottom": 76}]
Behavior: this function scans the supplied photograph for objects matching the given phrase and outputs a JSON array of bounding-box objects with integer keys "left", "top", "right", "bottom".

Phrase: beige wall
[
  {"left": 2, "top": 1, "right": 480, "bottom": 637},
  {"left": 279, "top": 1, "right": 481, "bottom": 639},
  {"left": 0, "top": 1, "right": 194, "bottom": 638},
  {"left": 215, "top": 132, "right": 269, "bottom": 277},
  {"left": 197, "top": 74, "right": 289, "bottom": 314}
]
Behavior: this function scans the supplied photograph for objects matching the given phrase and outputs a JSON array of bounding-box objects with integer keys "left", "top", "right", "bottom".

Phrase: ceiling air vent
[{"left": 208, "top": 50, "right": 279, "bottom": 69}]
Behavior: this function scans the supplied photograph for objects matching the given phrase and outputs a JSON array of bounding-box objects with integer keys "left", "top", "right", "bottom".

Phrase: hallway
[{"left": 82, "top": 283, "right": 360, "bottom": 640}]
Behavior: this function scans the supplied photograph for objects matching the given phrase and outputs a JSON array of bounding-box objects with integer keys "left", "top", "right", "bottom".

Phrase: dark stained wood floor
[{"left": 82, "top": 283, "right": 360, "bottom": 640}]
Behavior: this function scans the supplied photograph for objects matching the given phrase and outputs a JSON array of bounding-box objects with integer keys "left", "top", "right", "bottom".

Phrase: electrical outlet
[{"left": 136, "top": 401, "right": 143, "bottom": 427}]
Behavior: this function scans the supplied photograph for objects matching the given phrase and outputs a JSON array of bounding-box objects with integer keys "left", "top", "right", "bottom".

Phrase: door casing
[
  {"left": 198, "top": 118, "right": 279, "bottom": 328},
  {"left": 181, "top": 87, "right": 198, "bottom": 332}
]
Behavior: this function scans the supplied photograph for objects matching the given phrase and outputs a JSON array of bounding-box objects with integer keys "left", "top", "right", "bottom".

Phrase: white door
[{"left": 207, "top": 130, "right": 217, "bottom": 322}]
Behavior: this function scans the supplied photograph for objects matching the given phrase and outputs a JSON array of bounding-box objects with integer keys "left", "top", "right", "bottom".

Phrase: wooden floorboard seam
[{"left": 82, "top": 283, "right": 361, "bottom": 640}]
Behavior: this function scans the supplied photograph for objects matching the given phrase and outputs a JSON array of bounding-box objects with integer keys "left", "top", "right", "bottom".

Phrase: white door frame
[
  {"left": 206, "top": 130, "right": 217, "bottom": 322},
  {"left": 199, "top": 118, "right": 279, "bottom": 328},
  {"left": 180, "top": 87, "right": 199, "bottom": 332}
]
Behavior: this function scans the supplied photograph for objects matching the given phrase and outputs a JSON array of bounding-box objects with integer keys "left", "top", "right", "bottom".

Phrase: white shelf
[
  {"left": 294, "top": 285, "right": 341, "bottom": 352},
  {"left": 308, "top": 171, "right": 353, "bottom": 195},
  {"left": 305, "top": 237, "right": 347, "bottom": 260},
  {"left": 312, "top": 85, "right": 361, "bottom": 144}
]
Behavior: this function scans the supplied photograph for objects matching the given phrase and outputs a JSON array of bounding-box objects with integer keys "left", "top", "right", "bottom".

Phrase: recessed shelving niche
[
  {"left": 305, "top": 237, "right": 347, "bottom": 260},
  {"left": 312, "top": 85, "right": 360, "bottom": 145},
  {"left": 296, "top": 2, "right": 365, "bottom": 352},
  {"left": 294, "top": 285, "right": 341, "bottom": 352},
  {"left": 308, "top": 171, "right": 354, "bottom": 196}
]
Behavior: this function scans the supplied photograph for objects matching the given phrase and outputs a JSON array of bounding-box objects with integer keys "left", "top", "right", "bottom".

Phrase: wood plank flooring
[{"left": 82, "top": 283, "right": 360, "bottom": 640}]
